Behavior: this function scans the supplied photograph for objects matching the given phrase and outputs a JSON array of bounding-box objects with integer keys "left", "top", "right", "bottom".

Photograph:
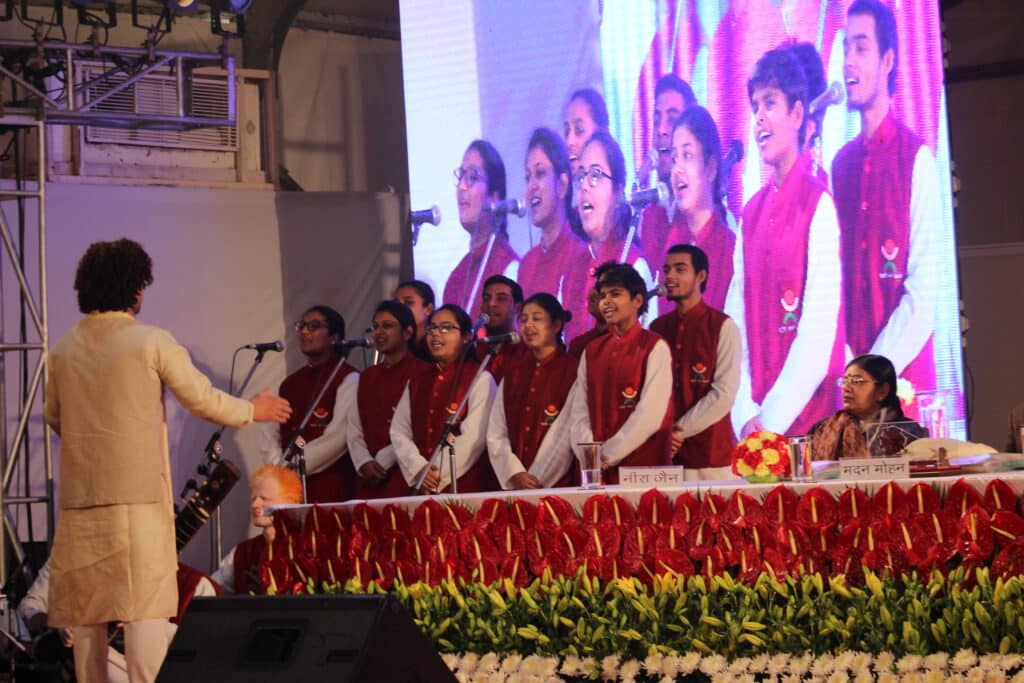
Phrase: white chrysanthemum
[
  {"left": 699, "top": 654, "right": 728, "bottom": 675},
  {"left": 619, "top": 659, "right": 641, "bottom": 682},
  {"left": 749, "top": 654, "right": 769, "bottom": 672},
  {"left": 559, "top": 656, "right": 583, "bottom": 676},
  {"left": 505, "top": 673, "right": 523, "bottom": 683},
  {"left": 1010, "top": 669, "right": 1024, "bottom": 683},
  {"left": 979, "top": 653, "right": 1003, "bottom": 671},
  {"left": 923, "top": 670, "right": 946, "bottom": 683},
  {"left": 965, "top": 668, "right": 986, "bottom": 683},
  {"left": 460, "top": 653, "right": 481, "bottom": 674},
  {"left": 442, "top": 653, "right": 460, "bottom": 671},
  {"left": 877, "top": 672, "right": 899, "bottom": 683},
  {"left": 951, "top": 650, "right": 979, "bottom": 672},
  {"left": 658, "top": 677, "right": 674, "bottom": 683},
  {"left": 468, "top": 673, "right": 492, "bottom": 683},
  {"left": 519, "top": 655, "right": 543, "bottom": 676},
  {"left": 789, "top": 653, "right": 814, "bottom": 676},
  {"left": 945, "top": 675, "right": 967, "bottom": 683},
  {"left": 766, "top": 653, "right": 789, "bottom": 675},
  {"left": 643, "top": 652, "right": 664, "bottom": 674},
  {"left": 477, "top": 653, "right": 501, "bottom": 673},
  {"left": 810, "top": 653, "right": 836, "bottom": 676},
  {"left": 853, "top": 671, "right": 873, "bottom": 683},
  {"left": 600, "top": 654, "right": 620, "bottom": 681},
  {"left": 875, "top": 652, "right": 896, "bottom": 673},
  {"left": 833, "top": 650, "right": 855, "bottom": 672},
  {"left": 826, "top": 671, "right": 850, "bottom": 683},
  {"left": 679, "top": 652, "right": 702, "bottom": 674},
  {"left": 985, "top": 671, "right": 1006, "bottom": 683},
  {"left": 736, "top": 674, "right": 757, "bottom": 683},
  {"left": 922, "top": 653, "right": 949, "bottom": 671},
  {"left": 536, "top": 657, "right": 557, "bottom": 677},
  {"left": 729, "top": 657, "right": 752, "bottom": 674},
  {"left": 1001, "top": 654, "right": 1024, "bottom": 671},
  {"left": 581, "top": 657, "right": 599, "bottom": 677},
  {"left": 709, "top": 673, "right": 733, "bottom": 683},
  {"left": 454, "top": 672, "right": 471, "bottom": 683},
  {"left": 897, "top": 654, "right": 923, "bottom": 673},
  {"left": 849, "top": 652, "right": 872, "bottom": 674},
  {"left": 500, "top": 654, "right": 523, "bottom": 674},
  {"left": 782, "top": 675, "right": 803, "bottom": 683}
]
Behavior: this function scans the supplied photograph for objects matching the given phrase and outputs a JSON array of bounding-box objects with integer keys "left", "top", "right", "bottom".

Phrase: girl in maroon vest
[
  {"left": 390, "top": 304, "right": 498, "bottom": 493},
  {"left": 661, "top": 105, "right": 736, "bottom": 311},
  {"left": 211, "top": 465, "right": 303, "bottom": 594},
  {"left": 724, "top": 47, "right": 844, "bottom": 439},
  {"left": 265, "top": 305, "right": 358, "bottom": 503},
  {"left": 488, "top": 294, "right": 578, "bottom": 489},
  {"left": 519, "top": 127, "right": 588, "bottom": 305},
  {"left": 562, "top": 131, "right": 657, "bottom": 342},
  {"left": 443, "top": 140, "right": 520, "bottom": 321},
  {"left": 348, "top": 300, "right": 430, "bottom": 499},
  {"left": 569, "top": 264, "right": 673, "bottom": 484}
]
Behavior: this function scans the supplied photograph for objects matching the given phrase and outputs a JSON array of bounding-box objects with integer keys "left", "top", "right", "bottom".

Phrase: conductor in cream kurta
[{"left": 43, "top": 239, "right": 291, "bottom": 683}]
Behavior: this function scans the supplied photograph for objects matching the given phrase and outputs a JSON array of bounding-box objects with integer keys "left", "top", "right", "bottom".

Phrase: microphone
[
  {"left": 481, "top": 332, "right": 520, "bottom": 345},
  {"left": 334, "top": 337, "right": 373, "bottom": 349},
  {"left": 628, "top": 182, "right": 669, "bottom": 209},
  {"left": 243, "top": 340, "right": 284, "bottom": 352},
  {"left": 722, "top": 140, "right": 744, "bottom": 169},
  {"left": 410, "top": 205, "right": 441, "bottom": 227},
  {"left": 645, "top": 284, "right": 666, "bottom": 301},
  {"left": 470, "top": 313, "right": 490, "bottom": 335},
  {"left": 809, "top": 81, "right": 845, "bottom": 116},
  {"left": 486, "top": 198, "right": 527, "bottom": 218}
]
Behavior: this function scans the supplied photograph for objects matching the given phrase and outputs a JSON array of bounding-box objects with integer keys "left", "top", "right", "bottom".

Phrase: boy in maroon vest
[
  {"left": 724, "top": 47, "right": 844, "bottom": 438},
  {"left": 475, "top": 275, "right": 529, "bottom": 384},
  {"left": 832, "top": 0, "right": 939, "bottom": 416},
  {"left": 651, "top": 245, "right": 739, "bottom": 480},
  {"left": 263, "top": 305, "right": 358, "bottom": 503},
  {"left": 569, "top": 263, "right": 673, "bottom": 484}
]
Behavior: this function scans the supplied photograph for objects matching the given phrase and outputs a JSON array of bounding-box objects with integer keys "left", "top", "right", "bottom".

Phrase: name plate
[
  {"left": 618, "top": 466, "right": 685, "bottom": 487},
  {"left": 839, "top": 456, "right": 909, "bottom": 481}
]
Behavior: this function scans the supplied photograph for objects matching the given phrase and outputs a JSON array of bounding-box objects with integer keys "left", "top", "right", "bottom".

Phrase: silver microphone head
[{"left": 428, "top": 204, "right": 442, "bottom": 226}]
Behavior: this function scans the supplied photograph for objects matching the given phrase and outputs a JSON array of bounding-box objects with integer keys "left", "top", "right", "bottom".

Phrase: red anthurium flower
[
  {"left": 956, "top": 504, "right": 995, "bottom": 563},
  {"left": 475, "top": 498, "right": 510, "bottom": 530},
  {"left": 907, "top": 482, "right": 941, "bottom": 516},
  {"left": 637, "top": 489, "right": 673, "bottom": 527},
  {"left": 407, "top": 534, "right": 432, "bottom": 566},
  {"left": 686, "top": 518, "right": 715, "bottom": 562},
  {"left": 991, "top": 511, "right": 1024, "bottom": 546},
  {"left": 992, "top": 540, "right": 1024, "bottom": 579},
  {"left": 319, "top": 556, "right": 349, "bottom": 586},
  {"left": 260, "top": 556, "right": 293, "bottom": 594},
  {"left": 458, "top": 527, "right": 499, "bottom": 566},
  {"left": 773, "top": 523, "right": 811, "bottom": 570},
  {"left": 830, "top": 520, "right": 867, "bottom": 566},
  {"left": 537, "top": 495, "right": 578, "bottom": 530},
  {"left": 892, "top": 517, "right": 932, "bottom": 570},
  {"left": 491, "top": 522, "right": 527, "bottom": 558},
  {"left": 699, "top": 545, "right": 727, "bottom": 577},
  {"left": 411, "top": 498, "right": 446, "bottom": 537},
  {"left": 737, "top": 545, "right": 763, "bottom": 584},
  {"left": 304, "top": 504, "right": 330, "bottom": 534},
  {"left": 556, "top": 524, "right": 590, "bottom": 564},
  {"left": 763, "top": 485, "right": 800, "bottom": 527},
  {"left": 656, "top": 523, "right": 690, "bottom": 555},
  {"left": 869, "top": 482, "right": 910, "bottom": 522},
  {"left": 837, "top": 488, "right": 872, "bottom": 526},
  {"left": 623, "top": 523, "right": 659, "bottom": 561},
  {"left": 466, "top": 557, "right": 500, "bottom": 585},
  {"left": 984, "top": 479, "right": 1018, "bottom": 514},
  {"left": 744, "top": 523, "right": 776, "bottom": 557},
  {"left": 298, "top": 529, "right": 331, "bottom": 560},
  {"left": 673, "top": 492, "right": 700, "bottom": 528},
  {"left": 834, "top": 549, "right": 865, "bottom": 586},
  {"left": 943, "top": 478, "right": 984, "bottom": 526},
  {"left": 652, "top": 548, "right": 694, "bottom": 578},
  {"left": 394, "top": 560, "right": 420, "bottom": 586},
  {"left": 442, "top": 503, "right": 473, "bottom": 532},
  {"left": 699, "top": 492, "right": 729, "bottom": 530},
  {"left": 581, "top": 494, "right": 613, "bottom": 526},
  {"left": 725, "top": 490, "right": 765, "bottom": 529},
  {"left": 510, "top": 498, "right": 538, "bottom": 531},
  {"left": 797, "top": 486, "right": 838, "bottom": 530},
  {"left": 716, "top": 525, "right": 744, "bottom": 567},
  {"left": 809, "top": 526, "right": 838, "bottom": 557},
  {"left": 290, "top": 555, "right": 320, "bottom": 588},
  {"left": 379, "top": 504, "right": 411, "bottom": 534},
  {"left": 909, "top": 512, "right": 958, "bottom": 567},
  {"left": 581, "top": 521, "right": 622, "bottom": 558},
  {"left": 426, "top": 532, "right": 460, "bottom": 568},
  {"left": 350, "top": 503, "right": 384, "bottom": 535},
  {"left": 346, "top": 528, "right": 375, "bottom": 564},
  {"left": 373, "top": 560, "right": 397, "bottom": 591},
  {"left": 609, "top": 495, "right": 636, "bottom": 526},
  {"left": 419, "top": 557, "right": 461, "bottom": 586},
  {"left": 609, "top": 556, "right": 642, "bottom": 583},
  {"left": 498, "top": 555, "right": 530, "bottom": 587},
  {"left": 760, "top": 547, "right": 790, "bottom": 581},
  {"left": 525, "top": 527, "right": 561, "bottom": 575}
]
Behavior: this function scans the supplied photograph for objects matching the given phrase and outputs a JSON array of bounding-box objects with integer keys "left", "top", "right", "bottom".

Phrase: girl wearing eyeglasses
[
  {"left": 487, "top": 294, "right": 578, "bottom": 490},
  {"left": 262, "top": 305, "right": 358, "bottom": 503},
  {"left": 346, "top": 301, "right": 431, "bottom": 499},
  {"left": 442, "top": 140, "right": 520, "bottom": 322},
  {"left": 561, "top": 131, "right": 656, "bottom": 343},
  {"left": 518, "top": 127, "right": 588, "bottom": 305},
  {"left": 390, "top": 304, "right": 498, "bottom": 494}
]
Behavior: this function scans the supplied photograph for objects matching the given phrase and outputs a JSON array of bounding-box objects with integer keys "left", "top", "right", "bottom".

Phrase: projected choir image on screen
[
  {"left": 443, "top": 141, "right": 520, "bottom": 322},
  {"left": 562, "top": 132, "right": 657, "bottom": 342}
]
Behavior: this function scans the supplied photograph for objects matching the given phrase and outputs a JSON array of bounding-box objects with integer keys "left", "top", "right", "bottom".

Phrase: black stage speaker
[{"left": 156, "top": 594, "right": 456, "bottom": 683}]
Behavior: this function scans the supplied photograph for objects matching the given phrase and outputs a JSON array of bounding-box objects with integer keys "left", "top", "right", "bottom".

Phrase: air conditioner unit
[{"left": 47, "top": 61, "right": 274, "bottom": 187}]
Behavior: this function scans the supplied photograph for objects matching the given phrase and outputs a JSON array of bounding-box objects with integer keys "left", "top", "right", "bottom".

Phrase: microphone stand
[
  {"left": 203, "top": 347, "right": 269, "bottom": 568},
  {"left": 463, "top": 208, "right": 503, "bottom": 312},
  {"left": 413, "top": 346, "right": 494, "bottom": 495},
  {"left": 280, "top": 344, "right": 352, "bottom": 503},
  {"left": 621, "top": 204, "right": 643, "bottom": 263}
]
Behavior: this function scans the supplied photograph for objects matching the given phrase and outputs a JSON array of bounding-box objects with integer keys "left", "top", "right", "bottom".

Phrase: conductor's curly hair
[{"left": 74, "top": 239, "right": 154, "bottom": 314}]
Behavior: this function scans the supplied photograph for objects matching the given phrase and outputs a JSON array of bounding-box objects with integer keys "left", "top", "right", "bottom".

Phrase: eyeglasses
[
  {"left": 294, "top": 320, "right": 328, "bottom": 332},
  {"left": 572, "top": 165, "right": 614, "bottom": 189},
  {"left": 425, "top": 322, "right": 461, "bottom": 335},
  {"left": 836, "top": 376, "right": 878, "bottom": 388},
  {"left": 454, "top": 166, "right": 485, "bottom": 186}
]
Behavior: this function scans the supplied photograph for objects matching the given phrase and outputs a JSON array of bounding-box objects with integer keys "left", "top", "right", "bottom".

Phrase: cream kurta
[{"left": 43, "top": 311, "right": 253, "bottom": 627}]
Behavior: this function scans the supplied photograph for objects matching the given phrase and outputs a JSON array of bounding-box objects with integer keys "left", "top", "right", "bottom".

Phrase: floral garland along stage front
[{"left": 255, "top": 478, "right": 1024, "bottom": 680}]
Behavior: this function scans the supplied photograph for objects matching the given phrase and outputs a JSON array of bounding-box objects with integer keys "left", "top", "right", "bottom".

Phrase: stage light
[{"left": 206, "top": 0, "right": 251, "bottom": 13}]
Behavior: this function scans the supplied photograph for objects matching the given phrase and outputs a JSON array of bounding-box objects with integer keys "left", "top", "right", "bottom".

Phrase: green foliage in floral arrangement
[{"left": 312, "top": 566, "right": 1024, "bottom": 662}]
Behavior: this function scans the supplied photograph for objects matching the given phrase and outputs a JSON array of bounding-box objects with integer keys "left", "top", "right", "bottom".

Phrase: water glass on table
[
  {"left": 787, "top": 435, "right": 813, "bottom": 482},
  {"left": 577, "top": 442, "right": 604, "bottom": 490}
]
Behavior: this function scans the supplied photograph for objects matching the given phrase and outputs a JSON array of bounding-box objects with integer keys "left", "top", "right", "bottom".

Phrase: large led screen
[{"left": 399, "top": 0, "right": 964, "bottom": 439}]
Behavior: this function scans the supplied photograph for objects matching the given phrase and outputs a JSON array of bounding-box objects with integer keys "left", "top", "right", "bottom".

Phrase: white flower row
[{"left": 442, "top": 650, "right": 1024, "bottom": 682}]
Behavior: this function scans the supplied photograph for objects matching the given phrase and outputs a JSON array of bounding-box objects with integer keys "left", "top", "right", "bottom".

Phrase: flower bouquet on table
[{"left": 731, "top": 430, "right": 790, "bottom": 483}]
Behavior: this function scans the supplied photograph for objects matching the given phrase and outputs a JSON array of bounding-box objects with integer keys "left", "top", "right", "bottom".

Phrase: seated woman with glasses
[
  {"left": 561, "top": 130, "right": 657, "bottom": 342},
  {"left": 810, "top": 354, "right": 926, "bottom": 459},
  {"left": 443, "top": 140, "right": 520, "bottom": 322},
  {"left": 488, "top": 293, "right": 578, "bottom": 490},
  {"left": 261, "top": 305, "right": 358, "bottom": 503},
  {"left": 390, "top": 304, "right": 499, "bottom": 493}
]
